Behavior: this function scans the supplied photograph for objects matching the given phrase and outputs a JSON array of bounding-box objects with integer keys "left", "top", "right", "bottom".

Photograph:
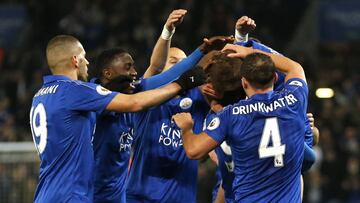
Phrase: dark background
[{"left": 0, "top": 0, "right": 359, "bottom": 202}]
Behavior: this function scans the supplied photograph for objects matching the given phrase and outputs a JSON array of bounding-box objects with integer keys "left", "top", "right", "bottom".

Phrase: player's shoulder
[
  {"left": 68, "top": 80, "right": 97, "bottom": 88},
  {"left": 69, "top": 80, "right": 113, "bottom": 95},
  {"left": 213, "top": 101, "right": 244, "bottom": 118},
  {"left": 286, "top": 78, "right": 307, "bottom": 87},
  {"left": 280, "top": 78, "right": 308, "bottom": 95}
]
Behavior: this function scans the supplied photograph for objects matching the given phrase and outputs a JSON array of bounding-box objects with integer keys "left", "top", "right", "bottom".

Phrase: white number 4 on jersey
[{"left": 258, "top": 117, "right": 286, "bottom": 167}]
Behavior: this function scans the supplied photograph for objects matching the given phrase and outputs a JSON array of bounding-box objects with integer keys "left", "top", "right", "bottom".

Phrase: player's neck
[
  {"left": 246, "top": 87, "right": 273, "bottom": 98},
  {"left": 52, "top": 68, "right": 78, "bottom": 80}
]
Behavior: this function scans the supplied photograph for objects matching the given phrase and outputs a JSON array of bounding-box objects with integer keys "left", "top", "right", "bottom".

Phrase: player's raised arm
[
  {"left": 172, "top": 112, "right": 219, "bottom": 159},
  {"left": 223, "top": 44, "right": 306, "bottom": 82},
  {"left": 106, "top": 66, "right": 205, "bottom": 112},
  {"left": 138, "top": 36, "right": 234, "bottom": 91},
  {"left": 143, "top": 9, "right": 187, "bottom": 78},
  {"left": 234, "top": 16, "right": 256, "bottom": 43}
]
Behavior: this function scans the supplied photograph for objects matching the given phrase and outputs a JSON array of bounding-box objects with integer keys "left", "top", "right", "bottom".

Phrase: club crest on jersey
[
  {"left": 96, "top": 85, "right": 111, "bottom": 95},
  {"left": 119, "top": 130, "right": 133, "bottom": 152},
  {"left": 289, "top": 80, "right": 303, "bottom": 86},
  {"left": 179, "top": 97, "right": 193, "bottom": 109},
  {"left": 207, "top": 117, "right": 220, "bottom": 130}
]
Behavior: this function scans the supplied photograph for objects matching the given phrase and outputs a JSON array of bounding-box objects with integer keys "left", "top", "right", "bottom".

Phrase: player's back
[
  {"left": 206, "top": 79, "right": 308, "bottom": 202},
  {"left": 30, "top": 75, "right": 116, "bottom": 203}
]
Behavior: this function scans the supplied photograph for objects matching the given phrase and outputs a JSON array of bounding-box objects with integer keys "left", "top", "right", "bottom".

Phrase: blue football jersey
[
  {"left": 93, "top": 112, "right": 133, "bottom": 203},
  {"left": 214, "top": 142, "right": 235, "bottom": 203},
  {"left": 29, "top": 75, "right": 117, "bottom": 203},
  {"left": 212, "top": 169, "right": 222, "bottom": 203},
  {"left": 126, "top": 88, "right": 209, "bottom": 203},
  {"left": 205, "top": 78, "right": 308, "bottom": 202},
  {"left": 206, "top": 111, "right": 235, "bottom": 203}
]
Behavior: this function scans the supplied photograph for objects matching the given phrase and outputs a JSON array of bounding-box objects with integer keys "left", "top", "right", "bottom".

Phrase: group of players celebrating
[{"left": 29, "top": 9, "right": 319, "bottom": 203}]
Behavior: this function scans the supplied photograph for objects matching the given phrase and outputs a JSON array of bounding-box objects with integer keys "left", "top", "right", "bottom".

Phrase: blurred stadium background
[{"left": 0, "top": 0, "right": 359, "bottom": 202}]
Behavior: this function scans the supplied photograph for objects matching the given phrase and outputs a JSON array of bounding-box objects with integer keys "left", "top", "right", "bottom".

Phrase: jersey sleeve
[
  {"left": 304, "top": 117, "right": 313, "bottom": 148},
  {"left": 137, "top": 48, "right": 203, "bottom": 91},
  {"left": 204, "top": 110, "right": 229, "bottom": 143},
  {"left": 65, "top": 81, "right": 117, "bottom": 114},
  {"left": 284, "top": 78, "right": 309, "bottom": 113},
  {"left": 302, "top": 142, "right": 316, "bottom": 173}
]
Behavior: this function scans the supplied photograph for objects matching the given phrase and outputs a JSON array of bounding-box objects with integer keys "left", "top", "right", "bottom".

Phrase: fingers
[
  {"left": 221, "top": 44, "right": 250, "bottom": 58},
  {"left": 171, "top": 9, "right": 187, "bottom": 15},
  {"left": 227, "top": 53, "right": 243, "bottom": 58},
  {"left": 221, "top": 43, "right": 238, "bottom": 52},
  {"left": 307, "top": 113, "right": 315, "bottom": 128},
  {"left": 202, "top": 84, "right": 219, "bottom": 98},
  {"left": 172, "top": 112, "right": 192, "bottom": 128},
  {"left": 236, "top": 15, "right": 256, "bottom": 34},
  {"left": 166, "top": 9, "right": 187, "bottom": 30}
]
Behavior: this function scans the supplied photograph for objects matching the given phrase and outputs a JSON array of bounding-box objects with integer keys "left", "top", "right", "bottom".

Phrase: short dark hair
[
  {"left": 206, "top": 52, "right": 246, "bottom": 105},
  {"left": 90, "top": 48, "right": 127, "bottom": 79},
  {"left": 206, "top": 52, "right": 243, "bottom": 93},
  {"left": 240, "top": 53, "right": 276, "bottom": 89},
  {"left": 46, "top": 35, "right": 80, "bottom": 70}
]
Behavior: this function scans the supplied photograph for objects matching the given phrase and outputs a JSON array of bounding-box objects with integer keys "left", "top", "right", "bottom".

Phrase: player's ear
[
  {"left": 71, "top": 55, "right": 78, "bottom": 68},
  {"left": 103, "top": 68, "right": 112, "bottom": 80},
  {"left": 274, "top": 72, "right": 278, "bottom": 84},
  {"left": 241, "top": 77, "right": 248, "bottom": 89}
]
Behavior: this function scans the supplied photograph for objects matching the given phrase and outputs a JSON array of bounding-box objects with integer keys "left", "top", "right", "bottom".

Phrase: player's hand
[
  {"left": 307, "top": 113, "right": 314, "bottom": 129},
  {"left": 104, "top": 75, "right": 135, "bottom": 93},
  {"left": 236, "top": 16, "right": 256, "bottom": 35},
  {"left": 172, "top": 112, "right": 194, "bottom": 132},
  {"left": 201, "top": 83, "right": 221, "bottom": 99},
  {"left": 222, "top": 44, "right": 253, "bottom": 58},
  {"left": 199, "top": 36, "right": 235, "bottom": 54},
  {"left": 312, "top": 126, "right": 320, "bottom": 146},
  {"left": 165, "top": 9, "right": 187, "bottom": 31},
  {"left": 307, "top": 113, "right": 320, "bottom": 146},
  {"left": 174, "top": 66, "right": 206, "bottom": 91}
]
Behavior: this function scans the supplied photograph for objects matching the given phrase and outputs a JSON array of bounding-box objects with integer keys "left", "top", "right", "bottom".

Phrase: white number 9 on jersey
[
  {"left": 30, "top": 103, "right": 48, "bottom": 154},
  {"left": 258, "top": 117, "right": 286, "bottom": 167}
]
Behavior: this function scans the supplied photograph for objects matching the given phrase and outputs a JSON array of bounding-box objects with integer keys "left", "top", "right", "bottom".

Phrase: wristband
[
  {"left": 235, "top": 29, "right": 248, "bottom": 42},
  {"left": 161, "top": 25, "right": 175, "bottom": 40}
]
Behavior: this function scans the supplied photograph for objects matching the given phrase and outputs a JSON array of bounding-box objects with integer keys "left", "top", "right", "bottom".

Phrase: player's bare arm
[
  {"left": 172, "top": 112, "right": 218, "bottom": 159},
  {"left": 223, "top": 44, "right": 306, "bottom": 82},
  {"left": 143, "top": 9, "right": 187, "bottom": 78},
  {"left": 235, "top": 16, "right": 256, "bottom": 42},
  {"left": 107, "top": 83, "right": 181, "bottom": 112},
  {"left": 214, "top": 185, "right": 226, "bottom": 203},
  {"left": 208, "top": 150, "right": 219, "bottom": 165}
]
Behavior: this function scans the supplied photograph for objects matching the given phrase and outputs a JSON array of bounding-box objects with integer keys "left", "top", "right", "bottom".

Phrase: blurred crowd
[{"left": 0, "top": 0, "right": 358, "bottom": 202}]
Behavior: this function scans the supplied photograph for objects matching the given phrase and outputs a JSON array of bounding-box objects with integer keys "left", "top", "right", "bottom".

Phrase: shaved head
[
  {"left": 163, "top": 47, "right": 187, "bottom": 72},
  {"left": 46, "top": 35, "right": 84, "bottom": 72}
]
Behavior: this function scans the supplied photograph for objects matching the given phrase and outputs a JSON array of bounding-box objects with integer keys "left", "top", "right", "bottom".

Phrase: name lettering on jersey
[
  {"left": 119, "top": 128, "right": 133, "bottom": 152},
  {"left": 34, "top": 85, "right": 59, "bottom": 97},
  {"left": 158, "top": 123, "right": 183, "bottom": 148},
  {"left": 232, "top": 94, "right": 298, "bottom": 115}
]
